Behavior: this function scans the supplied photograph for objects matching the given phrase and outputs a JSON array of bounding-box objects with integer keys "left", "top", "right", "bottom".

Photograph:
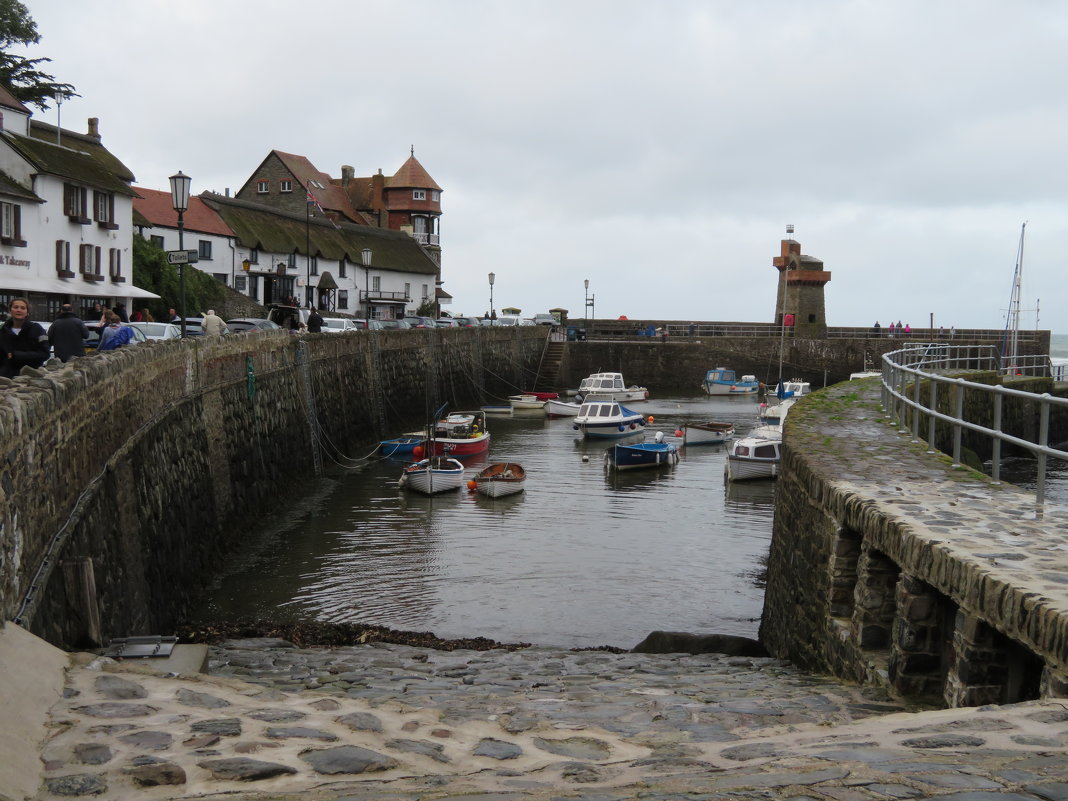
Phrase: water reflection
[{"left": 195, "top": 395, "right": 777, "bottom": 648}]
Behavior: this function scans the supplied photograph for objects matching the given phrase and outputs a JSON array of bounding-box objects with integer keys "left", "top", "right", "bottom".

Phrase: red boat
[
  {"left": 427, "top": 410, "right": 491, "bottom": 458},
  {"left": 520, "top": 391, "right": 559, "bottom": 401}
]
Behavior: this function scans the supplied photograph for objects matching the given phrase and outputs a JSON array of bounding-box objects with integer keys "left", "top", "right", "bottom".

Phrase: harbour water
[{"left": 194, "top": 394, "right": 776, "bottom": 650}]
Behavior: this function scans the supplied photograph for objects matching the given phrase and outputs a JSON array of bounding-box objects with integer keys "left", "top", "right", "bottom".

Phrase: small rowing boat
[{"left": 473, "top": 462, "right": 526, "bottom": 497}]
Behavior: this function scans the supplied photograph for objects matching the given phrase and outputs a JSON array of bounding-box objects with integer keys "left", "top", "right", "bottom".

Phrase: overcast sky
[{"left": 17, "top": 1, "right": 1068, "bottom": 330}]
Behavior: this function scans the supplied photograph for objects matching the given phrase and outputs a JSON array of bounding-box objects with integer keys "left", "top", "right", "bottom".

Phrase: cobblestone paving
[{"left": 37, "top": 638, "right": 1068, "bottom": 800}]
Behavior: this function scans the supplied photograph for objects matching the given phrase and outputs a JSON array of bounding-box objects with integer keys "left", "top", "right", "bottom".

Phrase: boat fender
[
  {"left": 618, "top": 424, "right": 626, "bottom": 431},
  {"left": 573, "top": 424, "right": 579, "bottom": 430},
  {"left": 630, "top": 423, "right": 637, "bottom": 430},
  {"left": 655, "top": 430, "right": 664, "bottom": 443}
]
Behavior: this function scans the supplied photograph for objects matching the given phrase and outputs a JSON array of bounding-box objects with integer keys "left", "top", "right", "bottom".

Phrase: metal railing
[{"left": 880, "top": 344, "right": 1068, "bottom": 504}]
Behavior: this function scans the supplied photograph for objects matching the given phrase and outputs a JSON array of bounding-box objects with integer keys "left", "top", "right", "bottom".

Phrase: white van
[
  {"left": 321, "top": 318, "right": 354, "bottom": 333},
  {"left": 494, "top": 315, "right": 521, "bottom": 327}
]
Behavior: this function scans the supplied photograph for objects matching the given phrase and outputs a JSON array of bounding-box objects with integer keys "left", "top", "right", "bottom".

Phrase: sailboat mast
[{"left": 1007, "top": 222, "right": 1026, "bottom": 369}]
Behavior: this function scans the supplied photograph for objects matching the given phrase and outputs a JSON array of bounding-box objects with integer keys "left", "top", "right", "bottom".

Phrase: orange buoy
[
  {"left": 674, "top": 429, "right": 683, "bottom": 438},
  {"left": 467, "top": 479, "right": 477, "bottom": 490},
  {"left": 412, "top": 445, "right": 424, "bottom": 459},
  {"left": 647, "top": 415, "right": 655, "bottom": 423}
]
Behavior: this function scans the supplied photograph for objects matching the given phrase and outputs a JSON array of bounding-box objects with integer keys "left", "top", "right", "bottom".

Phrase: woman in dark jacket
[{"left": 0, "top": 298, "right": 49, "bottom": 378}]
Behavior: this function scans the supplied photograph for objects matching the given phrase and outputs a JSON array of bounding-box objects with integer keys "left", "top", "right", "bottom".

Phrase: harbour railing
[{"left": 880, "top": 344, "right": 1068, "bottom": 504}]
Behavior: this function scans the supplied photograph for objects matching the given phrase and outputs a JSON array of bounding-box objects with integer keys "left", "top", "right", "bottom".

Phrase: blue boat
[
  {"left": 572, "top": 399, "right": 648, "bottom": 438},
  {"left": 379, "top": 434, "right": 424, "bottom": 457},
  {"left": 701, "top": 367, "right": 761, "bottom": 396},
  {"left": 604, "top": 439, "right": 680, "bottom": 471}
]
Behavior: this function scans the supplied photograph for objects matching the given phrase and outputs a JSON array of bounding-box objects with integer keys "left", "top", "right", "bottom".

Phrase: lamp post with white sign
[{"left": 169, "top": 171, "right": 191, "bottom": 337}]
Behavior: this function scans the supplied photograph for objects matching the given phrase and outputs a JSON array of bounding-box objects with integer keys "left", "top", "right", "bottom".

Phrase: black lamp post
[
  {"left": 488, "top": 272, "right": 495, "bottom": 321},
  {"left": 584, "top": 278, "right": 589, "bottom": 325},
  {"left": 362, "top": 247, "right": 372, "bottom": 318},
  {"left": 169, "top": 171, "right": 191, "bottom": 338}
]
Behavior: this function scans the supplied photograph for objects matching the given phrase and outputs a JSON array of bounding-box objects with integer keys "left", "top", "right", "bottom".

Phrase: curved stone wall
[
  {"left": 0, "top": 327, "right": 546, "bottom": 648},
  {"left": 761, "top": 379, "right": 1068, "bottom": 707}
]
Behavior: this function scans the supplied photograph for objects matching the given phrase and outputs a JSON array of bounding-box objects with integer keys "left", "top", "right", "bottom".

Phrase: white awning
[{"left": 0, "top": 271, "right": 159, "bottom": 300}]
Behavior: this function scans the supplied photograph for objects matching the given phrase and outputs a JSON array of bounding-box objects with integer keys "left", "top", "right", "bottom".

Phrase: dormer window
[
  {"left": 256, "top": 180, "right": 269, "bottom": 193},
  {"left": 413, "top": 190, "right": 426, "bottom": 200},
  {"left": 64, "top": 183, "right": 90, "bottom": 224},
  {"left": 94, "top": 191, "right": 118, "bottom": 229}
]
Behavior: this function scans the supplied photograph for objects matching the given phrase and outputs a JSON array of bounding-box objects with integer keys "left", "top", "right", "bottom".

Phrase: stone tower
[{"left": 773, "top": 232, "right": 831, "bottom": 338}]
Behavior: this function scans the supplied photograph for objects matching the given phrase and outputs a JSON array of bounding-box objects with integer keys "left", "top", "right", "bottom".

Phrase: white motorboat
[
  {"left": 682, "top": 420, "right": 735, "bottom": 445},
  {"left": 701, "top": 368, "right": 761, "bottom": 396},
  {"left": 544, "top": 398, "right": 582, "bottom": 417},
  {"left": 574, "top": 372, "right": 649, "bottom": 402},
  {"left": 725, "top": 431, "right": 783, "bottom": 481},
  {"left": 573, "top": 399, "right": 648, "bottom": 438},
  {"left": 509, "top": 394, "right": 545, "bottom": 410}
]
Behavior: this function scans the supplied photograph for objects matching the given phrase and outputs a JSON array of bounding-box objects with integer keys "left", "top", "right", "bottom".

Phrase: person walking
[
  {"left": 48, "top": 303, "right": 90, "bottom": 362},
  {"left": 0, "top": 298, "right": 50, "bottom": 377},
  {"left": 307, "top": 308, "right": 324, "bottom": 333},
  {"left": 97, "top": 310, "right": 134, "bottom": 351},
  {"left": 202, "top": 309, "right": 226, "bottom": 336}
]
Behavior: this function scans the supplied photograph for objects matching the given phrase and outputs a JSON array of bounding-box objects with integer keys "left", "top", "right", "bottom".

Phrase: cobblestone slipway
[{"left": 31, "top": 637, "right": 1068, "bottom": 801}]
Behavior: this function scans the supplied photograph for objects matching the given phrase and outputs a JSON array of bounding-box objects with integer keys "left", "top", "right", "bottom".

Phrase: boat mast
[{"left": 1006, "top": 222, "right": 1026, "bottom": 370}]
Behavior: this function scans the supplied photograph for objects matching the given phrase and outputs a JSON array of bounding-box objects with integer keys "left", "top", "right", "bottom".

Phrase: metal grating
[{"left": 103, "top": 635, "right": 178, "bottom": 659}]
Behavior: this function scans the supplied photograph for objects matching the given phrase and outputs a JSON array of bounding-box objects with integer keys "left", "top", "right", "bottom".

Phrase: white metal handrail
[{"left": 880, "top": 344, "right": 1068, "bottom": 504}]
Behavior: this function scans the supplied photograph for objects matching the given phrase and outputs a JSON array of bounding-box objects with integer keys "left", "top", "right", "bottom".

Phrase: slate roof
[
  {"left": 200, "top": 193, "right": 440, "bottom": 276},
  {"left": 2, "top": 124, "right": 136, "bottom": 195},
  {"left": 0, "top": 168, "right": 42, "bottom": 202},
  {"left": 132, "top": 187, "right": 232, "bottom": 236}
]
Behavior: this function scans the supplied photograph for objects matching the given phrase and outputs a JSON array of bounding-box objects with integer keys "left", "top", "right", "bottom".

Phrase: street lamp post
[
  {"left": 169, "top": 171, "right": 191, "bottom": 338},
  {"left": 362, "top": 247, "right": 372, "bottom": 318},
  {"left": 488, "top": 272, "right": 495, "bottom": 321},
  {"left": 584, "top": 279, "right": 589, "bottom": 325}
]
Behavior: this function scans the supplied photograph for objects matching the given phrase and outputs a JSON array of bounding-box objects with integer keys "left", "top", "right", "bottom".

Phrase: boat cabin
[
  {"left": 578, "top": 372, "right": 629, "bottom": 394},
  {"left": 576, "top": 400, "right": 625, "bottom": 419},
  {"left": 434, "top": 412, "right": 482, "bottom": 438}
]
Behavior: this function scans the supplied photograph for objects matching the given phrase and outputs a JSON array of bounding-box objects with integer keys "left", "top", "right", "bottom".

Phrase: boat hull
[
  {"left": 379, "top": 436, "right": 423, "bottom": 456},
  {"left": 399, "top": 458, "right": 466, "bottom": 494},
  {"left": 428, "top": 433, "right": 490, "bottom": 458},
  {"left": 509, "top": 394, "right": 546, "bottom": 410},
  {"left": 605, "top": 442, "right": 679, "bottom": 470},
  {"left": 544, "top": 399, "right": 581, "bottom": 417},
  {"left": 575, "top": 419, "right": 647, "bottom": 438},
  {"left": 682, "top": 422, "right": 735, "bottom": 445},
  {"left": 703, "top": 381, "right": 760, "bottom": 396},
  {"left": 474, "top": 462, "right": 526, "bottom": 497},
  {"left": 725, "top": 434, "right": 782, "bottom": 481}
]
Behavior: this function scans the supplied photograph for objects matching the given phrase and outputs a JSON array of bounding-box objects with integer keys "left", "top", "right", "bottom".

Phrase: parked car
[
  {"left": 266, "top": 304, "right": 310, "bottom": 330},
  {"left": 128, "top": 321, "right": 182, "bottom": 341},
  {"left": 403, "top": 315, "right": 437, "bottom": 328},
  {"left": 452, "top": 317, "right": 481, "bottom": 327},
  {"left": 379, "top": 319, "right": 412, "bottom": 330},
  {"left": 494, "top": 315, "right": 522, "bottom": 327},
  {"left": 320, "top": 317, "right": 355, "bottom": 333},
  {"left": 533, "top": 313, "right": 558, "bottom": 326},
  {"left": 350, "top": 318, "right": 384, "bottom": 330},
  {"left": 85, "top": 323, "right": 148, "bottom": 350},
  {"left": 226, "top": 318, "right": 281, "bottom": 333},
  {"left": 436, "top": 318, "right": 459, "bottom": 327}
]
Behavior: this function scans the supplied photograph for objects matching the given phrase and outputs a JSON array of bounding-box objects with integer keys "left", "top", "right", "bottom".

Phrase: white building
[{"left": 0, "top": 86, "right": 156, "bottom": 319}]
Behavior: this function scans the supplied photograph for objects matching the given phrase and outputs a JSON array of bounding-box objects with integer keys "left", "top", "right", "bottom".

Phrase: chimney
[
  {"left": 87, "top": 117, "right": 100, "bottom": 140},
  {"left": 341, "top": 165, "right": 354, "bottom": 186},
  {"left": 372, "top": 169, "right": 385, "bottom": 211}
]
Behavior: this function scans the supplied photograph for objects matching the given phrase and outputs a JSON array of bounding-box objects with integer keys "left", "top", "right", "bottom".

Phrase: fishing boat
[
  {"left": 701, "top": 367, "right": 761, "bottom": 396},
  {"left": 725, "top": 426, "right": 783, "bottom": 481},
  {"left": 509, "top": 394, "right": 546, "bottom": 410},
  {"left": 473, "top": 462, "right": 526, "bottom": 497},
  {"left": 604, "top": 436, "right": 680, "bottom": 471},
  {"left": 779, "top": 378, "right": 811, "bottom": 396},
  {"left": 574, "top": 372, "right": 649, "bottom": 402},
  {"left": 427, "top": 410, "right": 491, "bottom": 458},
  {"left": 399, "top": 456, "right": 466, "bottom": 494},
  {"left": 681, "top": 420, "right": 735, "bottom": 445},
  {"left": 573, "top": 399, "right": 648, "bottom": 438},
  {"left": 544, "top": 398, "right": 582, "bottom": 417},
  {"left": 379, "top": 433, "right": 424, "bottom": 456}
]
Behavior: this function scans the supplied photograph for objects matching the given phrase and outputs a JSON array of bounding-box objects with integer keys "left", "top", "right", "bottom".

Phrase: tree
[
  {"left": 132, "top": 236, "right": 224, "bottom": 321},
  {"left": 0, "top": 0, "right": 76, "bottom": 110}
]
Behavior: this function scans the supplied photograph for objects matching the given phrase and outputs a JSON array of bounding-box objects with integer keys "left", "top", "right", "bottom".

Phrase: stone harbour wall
[
  {"left": 0, "top": 327, "right": 546, "bottom": 649},
  {"left": 760, "top": 379, "right": 1068, "bottom": 707}
]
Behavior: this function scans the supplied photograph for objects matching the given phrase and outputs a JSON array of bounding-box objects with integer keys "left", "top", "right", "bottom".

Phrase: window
[
  {"left": 339, "top": 258, "right": 346, "bottom": 278},
  {"left": 280, "top": 180, "right": 293, "bottom": 193},
  {"left": 198, "top": 240, "right": 212, "bottom": 260},
  {"left": 235, "top": 275, "right": 247, "bottom": 292},
  {"left": 431, "top": 190, "right": 440, "bottom": 201},
  {"left": 422, "top": 284, "right": 429, "bottom": 301},
  {"left": 404, "top": 282, "right": 410, "bottom": 299},
  {"left": 213, "top": 273, "right": 228, "bottom": 285},
  {"left": 0, "top": 202, "right": 24, "bottom": 245},
  {"left": 256, "top": 180, "right": 269, "bottom": 193},
  {"left": 109, "top": 248, "right": 124, "bottom": 281},
  {"left": 372, "top": 276, "right": 381, "bottom": 292},
  {"left": 248, "top": 249, "right": 259, "bottom": 264},
  {"left": 310, "top": 256, "right": 318, "bottom": 275},
  {"left": 79, "top": 244, "right": 101, "bottom": 278},
  {"left": 94, "top": 191, "right": 117, "bottom": 229},
  {"left": 412, "top": 190, "right": 426, "bottom": 200},
  {"left": 338, "top": 290, "right": 349, "bottom": 309},
  {"left": 150, "top": 234, "right": 165, "bottom": 249},
  {"left": 55, "top": 240, "right": 73, "bottom": 276},
  {"left": 64, "top": 183, "right": 89, "bottom": 223},
  {"left": 287, "top": 253, "right": 296, "bottom": 270}
]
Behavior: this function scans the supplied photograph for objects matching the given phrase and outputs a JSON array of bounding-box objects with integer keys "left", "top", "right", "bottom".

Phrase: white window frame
[
  {"left": 338, "top": 290, "right": 348, "bottom": 309},
  {"left": 109, "top": 248, "right": 121, "bottom": 279},
  {"left": 412, "top": 189, "right": 426, "bottom": 200},
  {"left": 431, "top": 190, "right": 440, "bottom": 201},
  {"left": 372, "top": 276, "right": 381, "bottom": 292},
  {"left": 256, "top": 180, "right": 269, "bottom": 193},
  {"left": 0, "top": 202, "right": 14, "bottom": 238},
  {"left": 280, "top": 180, "right": 293, "bottom": 193}
]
